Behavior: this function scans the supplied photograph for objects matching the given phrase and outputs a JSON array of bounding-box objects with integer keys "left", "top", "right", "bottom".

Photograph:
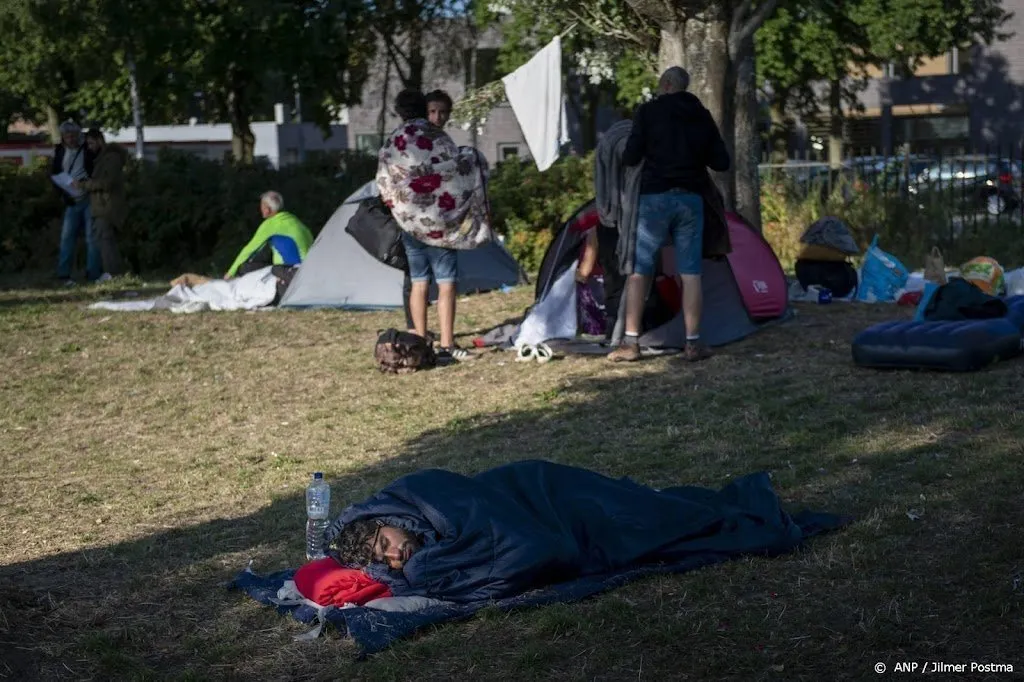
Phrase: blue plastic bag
[
  {"left": 913, "top": 281, "right": 940, "bottom": 321},
  {"left": 856, "top": 235, "right": 910, "bottom": 303}
]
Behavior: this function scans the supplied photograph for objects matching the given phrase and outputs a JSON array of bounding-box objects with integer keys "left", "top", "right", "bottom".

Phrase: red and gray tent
[{"left": 533, "top": 200, "right": 790, "bottom": 348}]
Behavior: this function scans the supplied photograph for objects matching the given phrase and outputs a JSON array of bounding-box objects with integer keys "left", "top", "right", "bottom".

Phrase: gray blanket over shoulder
[{"left": 594, "top": 120, "right": 643, "bottom": 276}]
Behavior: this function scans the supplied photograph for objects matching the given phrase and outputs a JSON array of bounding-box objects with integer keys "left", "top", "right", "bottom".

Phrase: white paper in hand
[{"left": 50, "top": 172, "right": 84, "bottom": 199}]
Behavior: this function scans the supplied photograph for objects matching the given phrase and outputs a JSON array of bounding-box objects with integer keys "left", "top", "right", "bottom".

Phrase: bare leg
[
  {"left": 623, "top": 273, "right": 650, "bottom": 335},
  {"left": 437, "top": 282, "right": 456, "bottom": 349},
  {"left": 680, "top": 273, "right": 702, "bottom": 338},
  {"left": 409, "top": 281, "right": 429, "bottom": 338},
  {"left": 607, "top": 273, "right": 650, "bottom": 362}
]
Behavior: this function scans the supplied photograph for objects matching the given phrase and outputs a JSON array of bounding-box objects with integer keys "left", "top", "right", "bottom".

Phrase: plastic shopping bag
[{"left": 856, "top": 235, "right": 910, "bottom": 303}]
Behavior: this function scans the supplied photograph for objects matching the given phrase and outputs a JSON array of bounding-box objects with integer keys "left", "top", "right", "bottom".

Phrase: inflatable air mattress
[{"left": 852, "top": 317, "right": 1023, "bottom": 371}]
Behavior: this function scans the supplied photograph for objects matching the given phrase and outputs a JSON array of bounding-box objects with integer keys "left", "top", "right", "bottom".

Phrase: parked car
[{"left": 909, "top": 155, "right": 1022, "bottom": 216}]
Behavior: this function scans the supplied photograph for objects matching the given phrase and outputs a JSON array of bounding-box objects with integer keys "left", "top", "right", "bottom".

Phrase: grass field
[{"left": 1, "top": 279, "right": 1022, "bottom": 681}]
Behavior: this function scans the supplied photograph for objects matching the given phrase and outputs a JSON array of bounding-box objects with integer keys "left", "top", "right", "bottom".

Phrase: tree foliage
[
  {"left": 475, "top": 0, "right": 657, "bottom": 111},
  {"left": 757, "top": 0, "right": 1013, "bottom": 121},
  {"left": 0, "top": 0, "right": 85, "bottom": 137},
  {"left": 0, "top": 0, "right": 375, "bottom": 159}
]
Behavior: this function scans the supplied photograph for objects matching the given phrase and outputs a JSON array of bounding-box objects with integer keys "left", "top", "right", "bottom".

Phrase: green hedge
[
  {"left": 8, "top": 146, "right": 1017, "bottom": 280},
  {"left": 0, "top": 148, "right": 377, "bottom": 276},
  {"left": 486, "top": 152, "right": 595, "bottom": 271},
  {"left": 0, "top": 148, "right": 593, "bottom": 277},
  {"left": 761, "top": 177, "right": 1024, "bottom": 274}
]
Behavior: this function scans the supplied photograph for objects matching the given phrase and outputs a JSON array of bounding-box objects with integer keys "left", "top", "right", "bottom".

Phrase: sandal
[{"left": 515, "top": 345, "right": 536, "bottom": 362}]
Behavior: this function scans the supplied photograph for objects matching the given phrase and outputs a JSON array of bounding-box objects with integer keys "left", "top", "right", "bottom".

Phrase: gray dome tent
[{"left": 279, "top": 181, "right": 526, "bottom": 309}]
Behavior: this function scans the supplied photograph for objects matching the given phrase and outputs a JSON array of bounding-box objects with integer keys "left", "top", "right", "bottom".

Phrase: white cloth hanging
[{"left": 502, "top": 36, "right": 570, "bottom": 172}]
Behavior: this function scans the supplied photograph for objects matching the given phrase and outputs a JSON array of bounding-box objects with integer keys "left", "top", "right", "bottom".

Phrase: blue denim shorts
[
  {"left": 402, "top": 232, "right": 458, "bottom": 284},
  {"left": 633, "top": 190, "right": 704, "bottom": 276}
]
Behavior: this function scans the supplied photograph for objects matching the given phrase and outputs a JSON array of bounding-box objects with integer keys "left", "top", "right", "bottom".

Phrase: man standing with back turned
[{"left": 607, "top": 67, "right": 730, "bottom": 363}]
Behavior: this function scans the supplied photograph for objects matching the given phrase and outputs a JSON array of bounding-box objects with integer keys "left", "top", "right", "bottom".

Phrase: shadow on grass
[
  {"left": 0, "top": 282, "right": 172, "bottom": 311},
  {"left": 2, "top": 310, "right": 1023, "bottom": 679}
]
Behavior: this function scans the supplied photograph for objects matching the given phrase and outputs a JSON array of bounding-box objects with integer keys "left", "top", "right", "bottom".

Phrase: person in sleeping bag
[{"left": 324, "top": 459, "right": 842, "bottom": 604}]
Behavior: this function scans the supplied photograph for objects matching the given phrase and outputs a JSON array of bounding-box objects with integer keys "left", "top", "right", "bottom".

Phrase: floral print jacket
[{"left": 376, "top": 118, "right": 493, "bottom": 250}]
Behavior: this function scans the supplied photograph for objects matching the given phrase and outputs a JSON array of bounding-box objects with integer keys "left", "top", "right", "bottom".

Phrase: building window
[
  {"left": 892, "top": 114, "right": 970, "bottom": 151},
  {"left": 911, "top": 54, "right": 950, "bottom": 77},
  {"left": 497, "top": 143, "right": 521, "bottom": 161},
  {"left": 464, "top": 48, "right": 501, "bottom": 89},
  {"left": 355, "top": 134, "right": 384, "bottom": 152},
  {"left": 952, "top": 45, "right": 972, "bottom": 75}
]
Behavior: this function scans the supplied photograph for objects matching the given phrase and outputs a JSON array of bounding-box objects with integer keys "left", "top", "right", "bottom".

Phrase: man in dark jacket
[
  {"left": 50, "top": 120, "right": 100, "bottom": 284},
  {"left": 607, "top": 67, "right": 730, "bottom": 363},
  {"left": 74, "top": 129, "right": 128, "bottom": 278}
]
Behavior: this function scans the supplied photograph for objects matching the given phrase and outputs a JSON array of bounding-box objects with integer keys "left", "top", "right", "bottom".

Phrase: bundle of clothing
[
  {"left": 794, "top": 216, "right": 860, "bottom": 298},
  {"left": 376, "top": 118, "right": 492, "bottom": 250}
]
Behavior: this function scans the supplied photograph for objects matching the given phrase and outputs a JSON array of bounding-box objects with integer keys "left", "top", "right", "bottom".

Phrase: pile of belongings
[
  {"left": 914, "top": 255, "right": 1012, "bottom": 322},
  {"left": 794, "top": 216, "right": 860, "bottom": 299}
]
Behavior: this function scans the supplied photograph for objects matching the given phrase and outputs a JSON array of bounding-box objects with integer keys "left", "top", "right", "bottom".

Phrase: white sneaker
[{"left": 96, "top": 273, "right": 113, "bottom": 283}]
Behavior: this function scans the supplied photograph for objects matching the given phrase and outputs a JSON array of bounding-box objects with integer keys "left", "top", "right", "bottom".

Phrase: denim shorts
[
  {"left": 633, "top": 190, "right": 704, "bottom": 276},
  {"left": 402, "top": 232, "right": 458, "bottom": 284}
]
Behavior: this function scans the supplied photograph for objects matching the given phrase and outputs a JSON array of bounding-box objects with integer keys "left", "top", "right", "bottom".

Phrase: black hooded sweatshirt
[{"left": 621, "top": 91, "right": 730, "bottom": 195}]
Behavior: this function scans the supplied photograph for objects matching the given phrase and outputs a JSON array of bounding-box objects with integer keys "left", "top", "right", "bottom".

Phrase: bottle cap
[{"left": 313, "top": 472, "right": 323, "bottom": 480}]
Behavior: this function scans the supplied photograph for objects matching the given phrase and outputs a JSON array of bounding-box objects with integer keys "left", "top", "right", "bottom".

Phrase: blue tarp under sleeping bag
[{"left": 233, "top": 460, "right": 848, "bottom": 653}]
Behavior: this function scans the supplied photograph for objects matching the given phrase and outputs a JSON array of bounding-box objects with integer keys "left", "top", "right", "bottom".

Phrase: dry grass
[{"left": 1, "top": 278, "right": 1023, "bottom": 681}]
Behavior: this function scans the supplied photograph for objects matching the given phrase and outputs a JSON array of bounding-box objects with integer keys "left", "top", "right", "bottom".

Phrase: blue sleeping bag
[{"left": 327, "top": 459, "right": 846, "bottom": 603}]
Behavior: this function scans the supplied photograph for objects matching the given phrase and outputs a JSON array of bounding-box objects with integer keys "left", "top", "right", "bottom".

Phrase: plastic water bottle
[{"left": 305, "top": 472, "right": 330, "bottom": 561}]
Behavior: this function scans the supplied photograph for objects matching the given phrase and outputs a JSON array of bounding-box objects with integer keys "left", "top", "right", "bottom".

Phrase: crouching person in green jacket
[{"left": 226, "top": 191, "right": 314, "bottom": 278}]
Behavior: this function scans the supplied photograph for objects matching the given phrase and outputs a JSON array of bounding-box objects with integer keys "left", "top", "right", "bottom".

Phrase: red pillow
[{"left": 293, "top": 557, "right": 393, "bottom": 606}]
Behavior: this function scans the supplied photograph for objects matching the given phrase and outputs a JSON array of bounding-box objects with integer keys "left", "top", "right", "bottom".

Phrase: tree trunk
[
  {"left": 732, "top": 33, "right": 762, "bottom": 231},
  {"left": 659, "top": 11, "right": 733, "bottom": 205},
  {"left": 404, "top": 28, "right": 425, "bottom": 91},
  {"left": 828, "top": 79, "right": 844, "bottom": 168},
  {"left": 378, "top": 59, "right": 392, "bottom": 142},
  {"left": 769, "top": 98, "right": 790, "bottom": 163},
  {"left": 583, "top": 85, "right": 600, "bottom": 152},
  {"left": 45, "top": 104, "right": 61, "bottom": 144},
  {"left": 127, "top": 52, "right": 145, "bottom": 161},
  {"left": 227, "top": 85, "right": 255, "bottom": 163}
]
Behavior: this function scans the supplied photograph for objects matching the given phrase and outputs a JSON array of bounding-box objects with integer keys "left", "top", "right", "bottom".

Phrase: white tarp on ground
[
  {"left": 88, "top": 267, "right": 279, "bottom": 313},
  {"left": 513, "top": 260, "right": 578, "bottom": 348}
]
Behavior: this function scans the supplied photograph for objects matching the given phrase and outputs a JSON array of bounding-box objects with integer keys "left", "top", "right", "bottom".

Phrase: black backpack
[
  {"left": 374, "top": 328, "right": 436, "bottom": 374},
  {"left": 346, "top": 197, "right": 408, "bottom": 272}
]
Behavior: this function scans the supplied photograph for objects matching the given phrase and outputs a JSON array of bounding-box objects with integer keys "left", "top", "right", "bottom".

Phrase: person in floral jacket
[{"left": 376, "top": 89, "right": 492, "bottom": 362}]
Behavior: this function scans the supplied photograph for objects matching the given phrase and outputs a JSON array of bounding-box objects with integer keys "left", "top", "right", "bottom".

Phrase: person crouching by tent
[
  {"left": 571, "top": 210, "right": 624, "bottom": 339},
  {"left": 376, "top": 89, "right": 493, "bottom": 363},
  {"left": 601, "top": 67, "right": 731, "bottom": 363},
  {"left": 225, "top": 191, "right": 314, "bottom": 279}
]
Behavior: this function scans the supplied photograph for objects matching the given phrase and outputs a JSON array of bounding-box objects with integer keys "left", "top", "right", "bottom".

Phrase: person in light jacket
[{"left": 50, "top": 120, "right": 99, "bottom": 284}]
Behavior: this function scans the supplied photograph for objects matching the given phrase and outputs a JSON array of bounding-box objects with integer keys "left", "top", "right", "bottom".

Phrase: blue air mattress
[{"left": 852, "top": 296, "right": 1024, "bottom": 371}]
